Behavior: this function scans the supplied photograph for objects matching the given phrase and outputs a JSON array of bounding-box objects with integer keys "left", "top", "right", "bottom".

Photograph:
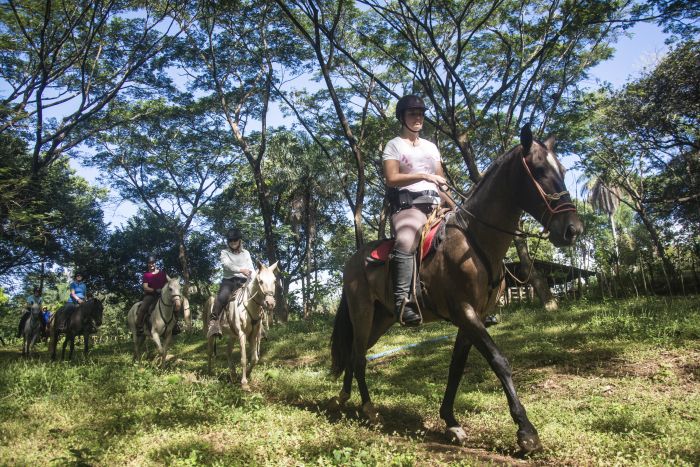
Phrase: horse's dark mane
[
  {"left": 462, "top": 144, "right": 523, "bottom": 202},
  {"left": 461, "top": 138, "right": 555, "bottom": 204}
]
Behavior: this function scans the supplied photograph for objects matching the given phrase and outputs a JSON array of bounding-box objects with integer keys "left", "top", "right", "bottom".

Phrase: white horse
[
  {"left": 127, "top": 276, "right": 183, "bottom": 363},
  {"left": 22, "top": 302, "right": 42, "bottom": 357},
  {"left": 207, "top": 262, "right": 278, "bottom": 389}
]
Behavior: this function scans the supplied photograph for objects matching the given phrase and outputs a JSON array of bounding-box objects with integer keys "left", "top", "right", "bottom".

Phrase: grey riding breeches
[{"left": 391, "top": 204, "right": 434, "bottom": 254}]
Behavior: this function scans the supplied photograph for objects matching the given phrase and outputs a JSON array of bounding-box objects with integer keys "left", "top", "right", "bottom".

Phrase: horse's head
[
  {"left": 30, "top": 302, "right": 41, "bottom": 316},
  {"left": 516, "top": 124, "right": 583, "bottom": 247},
  {"left": 87, "top": 298, "right": 104, "bottom": 327},
  {"left": 163, "top": 276, "right": 183, "bottom": 313},
  {"left": 254, "top": 261, "right": 278, "bottom": 312}
]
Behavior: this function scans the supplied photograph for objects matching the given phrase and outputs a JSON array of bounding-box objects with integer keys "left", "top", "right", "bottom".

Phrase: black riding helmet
[
  {"left": 147, "top": 255, "right": 156, "bottom": 264},
  {"left": 226, "top": 228, "right": 242, "bottom": 242},
  {"left": 395, "top": 95, "right": 426, "bottom": 121}
]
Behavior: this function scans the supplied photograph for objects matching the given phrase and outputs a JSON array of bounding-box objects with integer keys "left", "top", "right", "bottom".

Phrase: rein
[
  {"left": 156, "top": 292, "right": 181, "bottom": 328},
  {"left": 442, "top": 184, "right": 550, "bottom": 240},
  {"left": 234, "top": 279, "right": 268, "bottom": 326},
  {"left": 441, "top": 151, "right": 576, "bottom": 239}
]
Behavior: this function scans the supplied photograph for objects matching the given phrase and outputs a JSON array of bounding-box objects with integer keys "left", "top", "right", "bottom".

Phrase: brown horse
[
  {"left": 50, "top": 298, "right": 104, "bottom": 361},
  {"left": 330, "top": 125, "right": 583, "bottom": 453}
]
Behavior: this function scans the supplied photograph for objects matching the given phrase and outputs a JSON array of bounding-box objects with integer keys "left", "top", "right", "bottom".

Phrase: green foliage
[
  {"left": 576, "top": 40, "right": 700, "bottom": 289},
  {"left": 0, "top": 133, "right": 108, "bottom": 284}
]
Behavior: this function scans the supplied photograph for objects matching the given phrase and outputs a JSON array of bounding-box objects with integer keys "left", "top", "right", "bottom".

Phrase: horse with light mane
[
  {"left": 330, "top": 125, "right": 583, "bottom": 453},
  {"left": 21, "top": 302, "right": 42, "bottom": 357},
  {"left": 127, "top": 276, "right": 183, "bottom": 364},
  {"left": 206, "top": 262, "right": 278, "bottom": 389}
]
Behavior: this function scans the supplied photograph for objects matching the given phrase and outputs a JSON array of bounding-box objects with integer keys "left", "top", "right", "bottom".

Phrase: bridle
[
  {"left": 518, "top": 155, "right": 577, "bottom": 230},
  {"left": 228, "top": 275, "right": 274, "bottom": 326},
  {"left": 157, "top": 289, "right": 181, "bottom": 328},
  {"left": 444, "top": 150, "right": 577, "bottom": 239}
]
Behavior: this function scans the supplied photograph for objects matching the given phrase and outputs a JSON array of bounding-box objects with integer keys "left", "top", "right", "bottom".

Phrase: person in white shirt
[
  {"left": 383, "top": 95, "right": 453, "bottom": 326},
  {"left": 17, "top": 287, "right": 43, "bottom": 337},
  {"left": 207, "top": 228, "right": 255, "bottom": 338}
]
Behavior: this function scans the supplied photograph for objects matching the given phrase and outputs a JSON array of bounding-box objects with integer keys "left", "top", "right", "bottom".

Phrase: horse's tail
[{"left": 330, "top": 290, "right": 353, "bottom": 378}]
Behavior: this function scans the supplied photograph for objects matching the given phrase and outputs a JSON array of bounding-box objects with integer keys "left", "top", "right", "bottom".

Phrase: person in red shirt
[{"left": 135, "top": 255, "right": 168, "bottom": 336}]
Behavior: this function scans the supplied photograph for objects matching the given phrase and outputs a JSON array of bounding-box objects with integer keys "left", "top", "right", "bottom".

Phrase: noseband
[{"left": 159, "top": 293, "right": 182, "bottom": 308}]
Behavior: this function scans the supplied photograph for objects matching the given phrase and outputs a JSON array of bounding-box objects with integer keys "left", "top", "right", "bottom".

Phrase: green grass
[{"left": 1, "top": 296, "right": 699, "bottom": 465}]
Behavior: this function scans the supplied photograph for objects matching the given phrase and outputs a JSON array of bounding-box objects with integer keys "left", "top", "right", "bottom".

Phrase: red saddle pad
[{"left": 368, "top": 221, "right": 442, "bottom": 263}]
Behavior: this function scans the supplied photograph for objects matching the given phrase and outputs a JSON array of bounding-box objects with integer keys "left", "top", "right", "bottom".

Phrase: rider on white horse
[
  {"left": 207, "top": 228, "right": 255, "bottom": 339},
  {"left": 17, "top": 286, "right": 43, "bottom": 337},
  {"left": 135, "top": 255, "right": 169, "bottom": 336}
]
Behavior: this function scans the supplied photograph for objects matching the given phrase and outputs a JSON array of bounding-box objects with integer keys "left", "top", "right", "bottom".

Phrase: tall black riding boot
[{"left": 389, "top": 250, "right": 422, "bottom": 326}]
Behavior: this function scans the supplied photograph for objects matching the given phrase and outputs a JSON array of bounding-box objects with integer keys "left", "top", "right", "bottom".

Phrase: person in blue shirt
[
  {"left": 17, "top": 287, "right": 43, "bottom": 338},
  {"left": 62, "top": 272, "right": 87, "bottom": 330}
]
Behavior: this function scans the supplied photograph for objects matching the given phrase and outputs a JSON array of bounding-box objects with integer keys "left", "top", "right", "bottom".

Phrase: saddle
[
  {"left": 366, "top": 209, "right": 450, "bottom": 265},
  {"left": 366, "top": 208, "right": 453, "bottom": 322}
]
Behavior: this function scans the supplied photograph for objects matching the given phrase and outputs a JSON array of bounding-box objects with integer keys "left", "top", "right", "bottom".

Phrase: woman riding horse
[
  {"left": 60, "top": 272, "right": 87, "bottom": 331},
  {"left": 17, "top": 286, "right": 43, "bottom": 338},
  {"left": 207, "top": 228, "right": 255, "bottom": 339},
  {"left": 331, "top": 123, "right": 583, "bottom": 453},
  {"left": 135, "top": 255, "right": 168, "bottom": 336},
  {"left": 383, "top": 95, "right": 454, "bottom": 326}
]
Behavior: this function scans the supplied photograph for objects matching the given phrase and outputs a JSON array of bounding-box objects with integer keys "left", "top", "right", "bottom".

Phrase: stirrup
[
  {"left": 398, "top": 298, "right": 421, "bottom": 327},
  {"left": 207, "top": 321, "right": 222, "bottom": 339}
]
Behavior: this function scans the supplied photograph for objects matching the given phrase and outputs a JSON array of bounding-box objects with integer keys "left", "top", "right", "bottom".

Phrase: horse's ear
[
  {"left": 270, "top": 261, "right": 278, "bottom": 274},
  {"left": 543, "top": 135, "right": 556, "bottom": 152},
  {"left": 520, "top": 123, "right": 533, "bottom": 155},
  {"left": 256, "top": 259, "right": 264, "bottom": 270}
]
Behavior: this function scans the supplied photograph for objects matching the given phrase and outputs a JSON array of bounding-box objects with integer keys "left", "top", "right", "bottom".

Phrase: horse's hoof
[
  {"left": 446, "top": 426, "right": 468, "bottom": 445},
  {"left": 361, "top": 402, "right": 383, "bottom": 426},
  {"left": 328, "top": 391, "right": 350, "bottom": 411},
  {"left": 517, "top": 429, "right": 542, "bottom": 454},
  {"left": 241, "top": 382, "right": 251, "bottom": 391}
]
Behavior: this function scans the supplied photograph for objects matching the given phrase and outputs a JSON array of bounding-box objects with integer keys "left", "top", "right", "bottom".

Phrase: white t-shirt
[
  {"left": 382, "top": 136, "right": 442, "bottom": 204},
  {"left": 220, "top": 247, "right": 255, "bottom": 280}
]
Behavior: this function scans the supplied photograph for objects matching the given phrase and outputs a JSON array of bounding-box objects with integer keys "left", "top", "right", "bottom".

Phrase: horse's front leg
[
  {"left": 238, "top": 333, "right": 249, "bottom": 390},
  {"left": 161, "top": 327, "right": 174, "bottom": 362},
  {"left": 458, "top": 307, "right": 541, "bottom": 453},
  {"left": 250, "top": 325, "right": 261, "bottom": 370},
  {"left": 83, "top": 332, "right": 90, "bottom": 357},
  {"left": 50, "top": 331, "right": 58, "bottom": 361},
  {"left": 63, "top": 335, "right": 73, "bottom": 361},
  {"left": 439, "top": 328, "right": 473, "bottom": 444},
  {"left": 132, "top": 330, "right": 141, "bottom": 361},
  {"left": 28, "top": 331, "right": 39, "bottom": 356},
  {"left": 207, "top": 336, "right": 215, "bottom": 373},
  {"left": 150, "top": 329, "right": 166, "bottom": 365},
  {"left": 226, "top": 336, "right": 236, "bottom": 384}
]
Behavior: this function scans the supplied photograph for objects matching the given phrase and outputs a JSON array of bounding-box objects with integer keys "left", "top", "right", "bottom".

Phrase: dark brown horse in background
[
  {"left": 49, "top": 298, "right": 103, "bottom": 361},
  {"left": 330, "top": 125, "right": 583, "bottom": 453}
]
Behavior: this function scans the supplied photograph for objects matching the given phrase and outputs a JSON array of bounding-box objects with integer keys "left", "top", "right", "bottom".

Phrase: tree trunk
[
  {"left": 177, "top": 230, "right": 190, "bottom": 297},
  {"left": 513, "top": 236, "right": 557, "bottom": 310},
  {"left": 636, "top": 206, "right": 675, "bottom": 293}
]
